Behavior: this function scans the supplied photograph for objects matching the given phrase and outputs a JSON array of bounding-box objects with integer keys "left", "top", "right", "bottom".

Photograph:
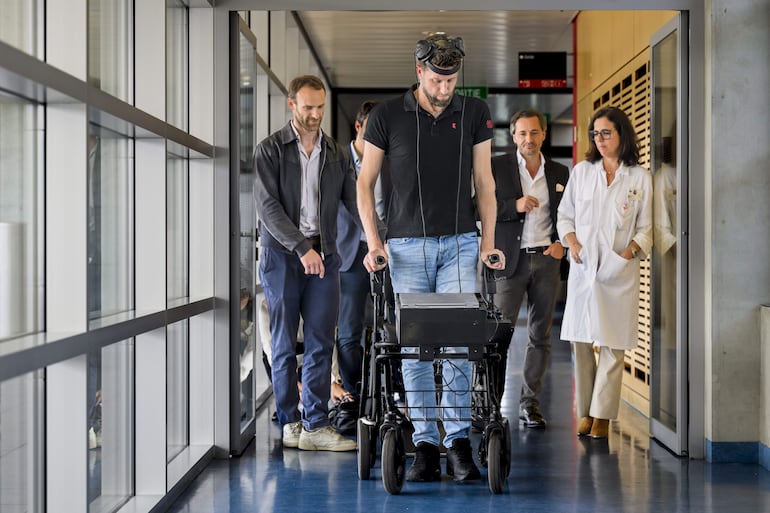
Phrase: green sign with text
[{"left": 455, "top": 86, "right": 488, "bottom": 99}]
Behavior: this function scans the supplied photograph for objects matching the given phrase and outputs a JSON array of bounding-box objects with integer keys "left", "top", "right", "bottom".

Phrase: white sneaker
[
  {"left": 283, "top": 421, "right": 302, "bottom": 448},
  {"left": 299, "top": 426, "right": 357, "bottom": 452},
  {"left": 88, "top": 427, "right": 102, "bottom": 450}
]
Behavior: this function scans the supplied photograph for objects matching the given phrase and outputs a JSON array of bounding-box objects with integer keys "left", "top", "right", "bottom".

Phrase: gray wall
[{"left": 705, "top": 0, "right": 770, "bottom": 447}]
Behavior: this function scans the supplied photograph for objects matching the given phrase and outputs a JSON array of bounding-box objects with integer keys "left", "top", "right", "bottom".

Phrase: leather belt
[{"left": 521, "top": 246, "right": 549, "bottom": 254}]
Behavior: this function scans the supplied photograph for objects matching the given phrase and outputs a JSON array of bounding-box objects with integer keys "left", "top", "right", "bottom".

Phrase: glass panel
[
  {"left": 237, "top": 31, "right": 257, "bottom": 429},
  {"left": 167, "top": 151, "right": 189, "bottom": 304},
  {"left": 87, "top": 124, "right": 134, "bottom": 323},
  {"left": 0, "top": 0, "right": 39, "bottom": 56},
  {"left": 650, "top": 31, "right": 679, "bottom": 432},
  {"left": 167, "top": 320, "right": 189, "bottom": 461},
  {"left": 87, "top": 0, "right": 133, "bottom": 102},
  {"left": 87, "top": 340, "right": 134, "bottom": 513},
  {"left": 0, "top": 93, "right": 42, "bottom": 341},
  {"left": 0, "top": 371, "right": 43, "bottom": 513},
  {"left": 166, "top": 0, "right": 189, "bottom": 130}
]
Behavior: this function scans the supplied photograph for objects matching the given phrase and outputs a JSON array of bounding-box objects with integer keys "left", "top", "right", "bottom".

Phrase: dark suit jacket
[
  {"left": 491, "top": 153, "right": 570, "bottom": 280},
  {"left": 337, "top": 143, "right": 365, "bottom": 272},
  {"left": 337, "top": 148, "right": 391, "bottom": 272}
]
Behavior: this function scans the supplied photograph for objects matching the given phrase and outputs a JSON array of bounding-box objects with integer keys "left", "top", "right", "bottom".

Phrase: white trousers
[{"left": 572, "top": 342, "right": 625, "bottom": 420}]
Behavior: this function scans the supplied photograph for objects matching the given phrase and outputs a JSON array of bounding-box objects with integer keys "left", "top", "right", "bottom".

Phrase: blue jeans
[
  {"left": 337, "top": 242, "right": 369, "bottom": 396},
  {"left": 260, "top": 247, "right": 341, "bottom": 430},
  {"left": 387, "top": 232, "right": 479, "bottom": 447}
]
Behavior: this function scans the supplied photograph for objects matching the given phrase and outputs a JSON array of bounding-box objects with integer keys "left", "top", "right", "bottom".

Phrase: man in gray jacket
[{"left": 254, "top": 75, "right": 358, "bottom": 452}]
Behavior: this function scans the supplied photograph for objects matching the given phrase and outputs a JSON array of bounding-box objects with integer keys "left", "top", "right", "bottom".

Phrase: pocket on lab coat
[
  {"left": 613, "top": 201, "right": 635, "bottom": 251},
  {"left": 614, "top": 199, "right": 634, "bottom": 229},
  {"left": 596, "top": 250, "right": 633, "bottom": 284}
]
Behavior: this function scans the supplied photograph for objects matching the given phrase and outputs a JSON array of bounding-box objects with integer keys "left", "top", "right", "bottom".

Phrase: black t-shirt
[{"left": 364, "top": 84, "right": 493, "bottom": 239}]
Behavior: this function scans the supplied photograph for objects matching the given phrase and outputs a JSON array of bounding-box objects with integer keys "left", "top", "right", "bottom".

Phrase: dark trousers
[
  {"left": 495, "top": 251, "right": 561, "bottom": 408},
  {"left": 259, "top": 247, "right": 341, "bottom": 430},
  {"left": 336, "top": 242, "right": 369, "bottom": 396}
]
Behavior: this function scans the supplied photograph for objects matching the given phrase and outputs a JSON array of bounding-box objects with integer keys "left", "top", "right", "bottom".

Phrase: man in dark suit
[
  {"left": 491, "top": 109, "right": 569, "bottom": 428},
  {"left": 335, "top": 100, "right": 381, "bottom": 399}
]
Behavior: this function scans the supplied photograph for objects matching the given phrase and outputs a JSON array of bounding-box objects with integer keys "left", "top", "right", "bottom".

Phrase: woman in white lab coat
[{"left": 557, "top": 106, "right": 652, "bottom": 439}]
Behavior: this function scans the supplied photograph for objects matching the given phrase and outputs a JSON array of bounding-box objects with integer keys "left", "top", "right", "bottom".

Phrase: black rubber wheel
[
  {"left": 487, "top": 430, "right": 506, "bottom": 494},
  {"left": 357, "top": 419, "right": 374, "bottom": 480},
  {"left": 381, "top": 429, "right": 405, "bottom": 495},
  {"left": 502, "top": 418, "right": 512, "bottom": 477}
]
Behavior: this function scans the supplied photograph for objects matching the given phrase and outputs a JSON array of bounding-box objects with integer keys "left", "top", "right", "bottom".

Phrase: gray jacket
[{"left": 254, "top": 122, "right": 359, "bottom": 258}]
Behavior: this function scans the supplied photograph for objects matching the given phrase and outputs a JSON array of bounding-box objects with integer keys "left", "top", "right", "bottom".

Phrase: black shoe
[
  {"left": 519, "top": 404, "right": 547, "bottom": 428},
  {"left": 406, "top": 442, "right": 441, "bottom": 482},
  {"left": 445, "top": 438, "right": 481, "bottom": 482}
]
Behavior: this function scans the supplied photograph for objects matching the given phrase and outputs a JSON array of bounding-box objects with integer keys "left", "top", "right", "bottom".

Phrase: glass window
[
  {"left": 87, "top": 340, "right": 134, "bottom": 513},
  {"left": 237, "top": 31, "right": 257, "bottom": 429},
  {"left": 0, "top": 0, "right": 39, "bottom": 56},
  {"left": 167, "top": 150, "right": 189, "bottom": 304},
  {"left": 87, "top": 124, "right": 134, "bottom": 323},
  {"left": 0, "top": 92, "right": 42, "bottom": 341},
  {"left": 166, "top": 0, "right": 189, "bottom": 130},
  {"left": 167, "top": 320, "right": 189, "bottom": 461},
  {"left": 87, "top": 0, "right": 133, "bottom": 102},
  {"left": 651, "top": 30, "right": 680, "bottom": 433},
  {"left": 0, "top": 371, "right": 43, "bottom": 513}
]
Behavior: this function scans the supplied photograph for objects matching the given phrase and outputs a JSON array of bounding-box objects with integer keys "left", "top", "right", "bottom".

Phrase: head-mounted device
[{"left": 415, "top": 35, "right": 465, "bottom": 75}]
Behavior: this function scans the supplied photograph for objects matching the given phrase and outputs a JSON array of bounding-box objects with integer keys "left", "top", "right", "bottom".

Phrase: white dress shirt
[{"left": 518, "top": 150, "right": 554, "bottom": 249}]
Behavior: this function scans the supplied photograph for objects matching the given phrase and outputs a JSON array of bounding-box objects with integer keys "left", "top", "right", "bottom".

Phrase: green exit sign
[{"left": 455, "top": 86, "right": 488, "bottom": 99}]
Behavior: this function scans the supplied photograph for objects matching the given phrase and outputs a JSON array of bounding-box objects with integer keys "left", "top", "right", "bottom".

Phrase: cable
[
  {"left": 415, "top": 70, "right": 468, "bottom": 294},
  {"left": 440, "top": 358, "right": 472, "bottom": 396},
  {"left": 454, "top": 95, "right": 466, "bottom": 293},
  {"left": 414, "top": 90, "right": 431, "bottom": 287}
]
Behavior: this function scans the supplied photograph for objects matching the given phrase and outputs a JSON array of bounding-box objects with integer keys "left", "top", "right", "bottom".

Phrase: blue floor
[{"left": 167, "top": 308, "right": 770, "bottom": 513}]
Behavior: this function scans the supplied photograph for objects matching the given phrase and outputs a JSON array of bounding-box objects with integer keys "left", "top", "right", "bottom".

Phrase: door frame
[{"left": 649, "top": 11, "right": 690, "bottom": 456}]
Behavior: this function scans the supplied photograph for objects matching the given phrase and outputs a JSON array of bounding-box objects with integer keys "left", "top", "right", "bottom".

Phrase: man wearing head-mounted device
[{"left": 357, "top": 33, "right": 505, "bottom": 483}]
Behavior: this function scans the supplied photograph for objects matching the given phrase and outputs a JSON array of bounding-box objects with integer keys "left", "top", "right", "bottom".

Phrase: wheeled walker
[{"left": 357, "top": 263, "right": 513, "bottom": 494}]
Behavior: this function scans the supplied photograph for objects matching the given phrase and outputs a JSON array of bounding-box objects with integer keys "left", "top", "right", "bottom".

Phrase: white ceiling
[{"left": 296, "top": 11, "right": 578, "bottom": 89}]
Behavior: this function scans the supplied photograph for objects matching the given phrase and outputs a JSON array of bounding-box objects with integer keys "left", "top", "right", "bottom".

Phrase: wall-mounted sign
[
  {"left": 455, "top": 86, "right": 488, "bottom": 99},
  {"left": 518, "top": 52, "right": 568, "bottom": 88}
]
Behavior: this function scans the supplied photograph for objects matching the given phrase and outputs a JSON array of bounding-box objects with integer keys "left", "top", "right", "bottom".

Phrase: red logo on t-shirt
[
  {"left": 452, "top": 122, "right": 457, "bottom": 129},
  {"left": 486, "top": 119, "right": 494, "bottom": 128}
]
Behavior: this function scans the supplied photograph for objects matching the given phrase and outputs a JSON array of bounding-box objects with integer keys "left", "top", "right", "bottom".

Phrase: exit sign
[{"left": 455, "top": 86, "right": 488, "bottom": 99}]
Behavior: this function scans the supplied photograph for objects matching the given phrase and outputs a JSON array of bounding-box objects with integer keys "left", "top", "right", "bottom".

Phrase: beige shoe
[
  {"left": 299, "top": 426, "right": 357, "bottom": 451},
  {"left": 590, "top": 418, "right": 610, "bottom": 439},
  {"left": 577, "top": 416, "right": 593, "bottom": 437},
  {"left": 283, "top": 421, "right": 302, "bottom": 448}
]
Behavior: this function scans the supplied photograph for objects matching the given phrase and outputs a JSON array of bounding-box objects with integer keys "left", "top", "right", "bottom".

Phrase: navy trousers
[
  {"left": 336, "top": 242, "right": 369, "bottom": 396},
  {"left": 260, "top": 247, "right": 341, "bottom": 430}
]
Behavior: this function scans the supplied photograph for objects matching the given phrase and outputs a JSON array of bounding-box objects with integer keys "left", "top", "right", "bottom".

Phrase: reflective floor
[{"left": 167, "top": 307, "right": 770, "bottom": 513}]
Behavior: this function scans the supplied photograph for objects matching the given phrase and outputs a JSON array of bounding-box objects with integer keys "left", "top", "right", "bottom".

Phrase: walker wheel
[{"left": 381, "top": 428, "right": 405, "bottom": 494}]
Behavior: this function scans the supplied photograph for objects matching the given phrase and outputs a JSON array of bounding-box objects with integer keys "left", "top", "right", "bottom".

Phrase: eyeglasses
[{"left": 589, "top": 129, "right": 614, "bottom": 140}]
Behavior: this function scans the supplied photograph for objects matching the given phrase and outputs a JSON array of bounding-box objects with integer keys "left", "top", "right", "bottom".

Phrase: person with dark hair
[
  {"left": 254, "top": 74, "right": 357, "bottom": 452},
  {"left": 557, "top": 106, "right": 652, "bottom": 439},
  {"left": 357, "top": 33, "right": 505, "bottom": 482},
  {"left": 491, "top": 108, "right": 569, "bottom": 428},
  {"left": 335, "top": 100, "right": 382, "bottom": 400}
]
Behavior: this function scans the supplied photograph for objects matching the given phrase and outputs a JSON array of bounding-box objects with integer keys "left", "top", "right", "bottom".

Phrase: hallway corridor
[{"left": 167, "top": 309, "right": 770, "bottom": 513}]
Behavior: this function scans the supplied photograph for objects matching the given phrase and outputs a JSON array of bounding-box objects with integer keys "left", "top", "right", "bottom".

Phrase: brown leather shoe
[
  {"left": 590, "top": 418, "right": 610, "bottom": 439},
  {"left": 577, "top": 416, "right": 593, "bottom": 436}
]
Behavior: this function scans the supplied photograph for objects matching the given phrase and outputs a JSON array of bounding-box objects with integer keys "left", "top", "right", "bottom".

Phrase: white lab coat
[{"left": 557, "top": 160, "right": 653, "bottom": 350}]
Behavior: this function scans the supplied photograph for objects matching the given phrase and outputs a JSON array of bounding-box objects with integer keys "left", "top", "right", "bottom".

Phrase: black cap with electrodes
[{"left": 414, "top": 33, "right": 465, "bottom": 75}]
